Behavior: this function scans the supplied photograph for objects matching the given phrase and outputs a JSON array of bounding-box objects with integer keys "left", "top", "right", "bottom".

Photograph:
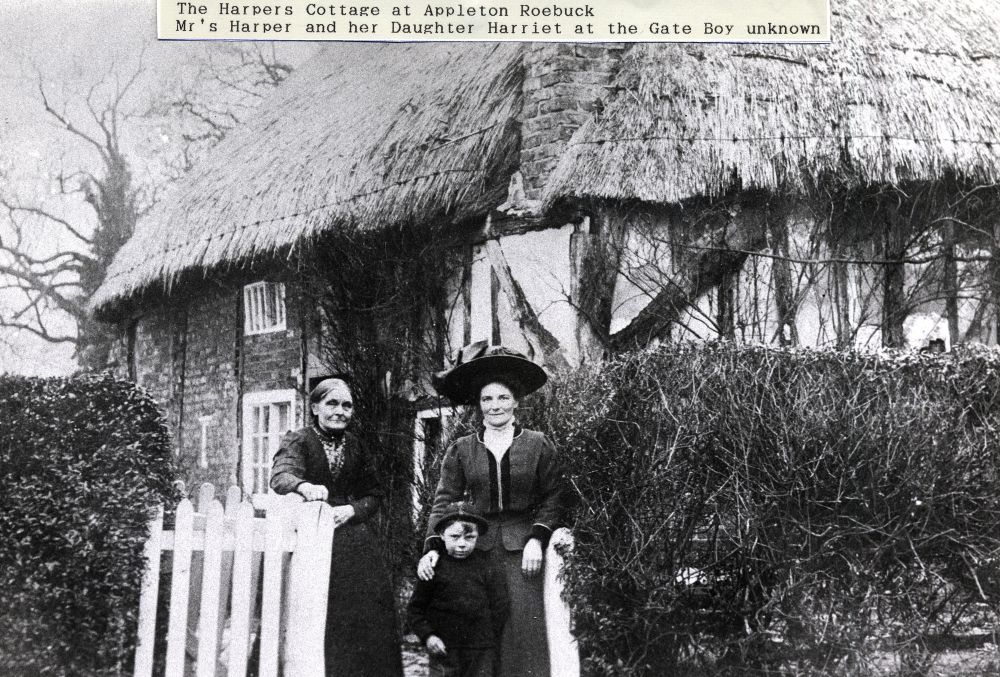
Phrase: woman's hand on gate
[
  {"left": 330, "top": 505, "right": 355, "bottom": 527},
  {"left": 296, "top": 482, "right": 329, "bottom": 502},
  {"left": 521, "top": 538, "right": 543, "bottom": 577},
  {"left": 425, "top": 635, "right": 447, "bottom": 656},
  {"left": 417, "top": 550, "right": 439, "bottom": 581}
]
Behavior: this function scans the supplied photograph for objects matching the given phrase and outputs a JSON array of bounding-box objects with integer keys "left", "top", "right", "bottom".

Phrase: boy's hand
[{"left": 425, "top": 635, "right": 447, "bottom": 656}]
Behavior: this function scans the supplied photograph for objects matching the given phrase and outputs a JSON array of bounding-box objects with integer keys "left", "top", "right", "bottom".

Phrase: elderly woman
[
  {"left": 419, "top": 344, "right": 571, "bottom": 677},
  {"left": 270, "top": 376, "right": 403, "bottom": 677}
]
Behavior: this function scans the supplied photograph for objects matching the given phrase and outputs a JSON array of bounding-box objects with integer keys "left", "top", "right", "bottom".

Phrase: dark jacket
[
  {"left": 408, "top": 550, "right": 510, "bottom": 649},
  {"left": 269, "top": 427, "right": 382, "bottom": 524},
  {"left": 425, "top": 426, "right": 569, "bottom": 552}
]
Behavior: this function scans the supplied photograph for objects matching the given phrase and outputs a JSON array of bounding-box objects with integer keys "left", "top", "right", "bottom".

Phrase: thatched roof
[
  {"left": 545, "top": 0, "right": 1000, "bottom": 205},
  {"left": 91, "top": 42, "right": 522, "bottom": 312},
  {"left": 95, "top": 2, "right": 1000, "bottom": 313}
]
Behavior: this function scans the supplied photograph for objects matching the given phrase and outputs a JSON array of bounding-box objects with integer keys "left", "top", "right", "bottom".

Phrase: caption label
[{"left": 158, "top": 0, "right": 830, "bottom": 42}]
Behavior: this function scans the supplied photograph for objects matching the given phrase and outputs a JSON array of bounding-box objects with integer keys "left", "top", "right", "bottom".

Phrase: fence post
[
  {"left": 258, "top": 498, "right": 286, "bottom": 677},
  {"left": 134, "top": 488, "right": 338, "bottom": 677},
  {"left": 545, "top": 527, "right": 579, "bottom": 677},
  {"left": 283, "top": 501, "right": 336, "bottom": 677},
  {"left": 227, "top": 501, "right": 257, "bottom": 677},
  {"left": 165, "top": 499, "right": 195, "bottom": 677},
  {"left": 133, "top": 506, "right": 164, "bottom": 677},
  {"left": 195, "top": 500, "right": 225, "bottom": 677},
  {"left": 215, "top": 485, "right": 242, "bottom": 663},
  {"left": 187, "top": 483, "right": 215, "bottom": 668}
]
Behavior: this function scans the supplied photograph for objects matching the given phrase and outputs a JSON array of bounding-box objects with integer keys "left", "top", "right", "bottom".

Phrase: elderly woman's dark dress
[{"left": 270, "top": 426, "right": 403, "bottom": 677}]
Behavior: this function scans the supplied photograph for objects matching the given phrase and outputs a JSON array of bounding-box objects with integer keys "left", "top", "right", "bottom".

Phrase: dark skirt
[
  {"left": 324, "top": 520, "right": 403, "bottom": 677},
  {"left": 494, "top": 548, "right": 549, "bottom": 677}
]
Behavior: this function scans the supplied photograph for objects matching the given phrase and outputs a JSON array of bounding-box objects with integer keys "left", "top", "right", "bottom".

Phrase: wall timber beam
[
  {"left": 610, "top": 206, "right": 772, "bottom": 352},
  {"left": 483, "top": 215, "right": 569, "bottom": 371}
]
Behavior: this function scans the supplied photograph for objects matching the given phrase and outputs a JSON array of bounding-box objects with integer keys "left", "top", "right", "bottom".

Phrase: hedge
[
  {"left": 522, "top": 344, "right": 1000, "bottom": 675},
  {"left": 0, "top": 373, "right": 177, "bottom": 676},
  {"left": 487, "top": 343, "right": 1000, "bottom": 675}
]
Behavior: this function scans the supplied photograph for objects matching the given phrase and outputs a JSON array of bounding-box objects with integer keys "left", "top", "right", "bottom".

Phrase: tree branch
[
  {"left": 610, "top": 205, "right": 772, "bottom": 351},
  {"left": 0, "top": 197, "right": 94, "bottom": 245},
  {"left": 0, "top": 260, "right": 85, "bottom": 318},
  {"left": 2, "top": 319, "right": 76, "bottom": 344}
]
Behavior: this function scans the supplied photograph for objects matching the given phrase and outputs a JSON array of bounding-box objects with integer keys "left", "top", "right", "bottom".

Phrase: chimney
[{"left": 517, "top": 43, "right": 625, "bottom": 204}]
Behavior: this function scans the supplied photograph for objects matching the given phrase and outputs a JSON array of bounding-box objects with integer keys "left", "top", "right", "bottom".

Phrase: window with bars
[
  {"left": 241, "top": 389, "right": 297, "bottom": 495},
  {"left": 243, "top": 281, "right": 287, "bottom": 335}
]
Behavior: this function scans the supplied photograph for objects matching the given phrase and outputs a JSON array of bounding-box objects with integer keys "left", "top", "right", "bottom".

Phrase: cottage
[{"left": 91, "top": 0, "right": 1000, "bottom": 496}]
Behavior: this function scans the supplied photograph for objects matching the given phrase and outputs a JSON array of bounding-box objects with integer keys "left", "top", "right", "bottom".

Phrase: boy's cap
[{"left": 433, "top": 501, "right": 489, "bottom": 535}]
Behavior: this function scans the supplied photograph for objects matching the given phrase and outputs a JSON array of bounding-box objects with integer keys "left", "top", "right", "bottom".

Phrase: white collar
[{"left": 483, "top": 421, "right": 515, "bottom": 457}]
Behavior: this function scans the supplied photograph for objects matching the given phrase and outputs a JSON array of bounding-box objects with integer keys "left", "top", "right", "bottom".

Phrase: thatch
[
  {"left": 96, "top": 2, "right": 1000, "bottom": 313},
  {"left": 545, "top": 0, "right": 1000, "bottom": 206},
  {"left": 91, "top": 42, "right": 523, "bottom": 312}
]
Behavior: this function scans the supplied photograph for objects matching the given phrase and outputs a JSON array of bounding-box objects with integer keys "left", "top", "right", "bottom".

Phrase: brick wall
[
  {"left": 124, "top": 277, "right": 311, "bottom": 495},
  {"left": 105, "top": 324, "right": 132, "bottom": 380},
  {"left": 519, "top": 43, "right": 625, "bottom": 201},
  {"left": 240, "top": 282, "right": 308, "bottom": 493},
  {"left": 177, "top": 286, "right": 241, "bottom": 491},
  {"left": 134, "top": 307, "right": 176, "bottom": 407},
  {"left": 242, "top": 282, "right": 304, "bottom": 397}
]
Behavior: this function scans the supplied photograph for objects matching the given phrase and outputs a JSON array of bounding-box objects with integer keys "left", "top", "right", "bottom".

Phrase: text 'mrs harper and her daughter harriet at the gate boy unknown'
[{"left": 162, "top": 0, "right": 831, "bottom": 41}]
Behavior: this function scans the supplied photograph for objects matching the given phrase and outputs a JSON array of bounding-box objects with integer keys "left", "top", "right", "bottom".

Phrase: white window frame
[
  {"left": 241, "top": 389, "right": 298, "bottom": 497},
  {"left": 198, "top": 415, "right": 213, "bottom": 469},
  {"left": 243, "top": 281, "right": 287, "bottom": 335},
  {"left": 412, "top": 406, "right": 459, "bottom": 519}
]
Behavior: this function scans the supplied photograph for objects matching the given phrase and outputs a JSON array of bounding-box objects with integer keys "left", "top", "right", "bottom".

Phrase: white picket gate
[
  {"left": 134, "top": 483, "right": 579, "bottom": 677},
  {"left": 133, "top": 483, "right": 334, "bottom": 677}
]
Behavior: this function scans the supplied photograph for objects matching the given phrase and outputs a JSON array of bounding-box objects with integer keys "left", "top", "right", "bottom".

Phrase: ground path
[{"left": 402, "top": 635, "right": 428, "bottom": 677}]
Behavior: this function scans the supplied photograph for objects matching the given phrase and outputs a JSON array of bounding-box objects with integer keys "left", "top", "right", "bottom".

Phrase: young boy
[{"left": 408, "top": 502, "right": 510, "bottom": 677}]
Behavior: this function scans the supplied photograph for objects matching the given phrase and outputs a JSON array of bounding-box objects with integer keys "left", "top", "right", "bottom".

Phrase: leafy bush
[
  {"left": 0, "top": 373, "right": 177, "bottom": 676},
  {"left": 518, "top": 344, "right": 1000, "bottom": 676}
]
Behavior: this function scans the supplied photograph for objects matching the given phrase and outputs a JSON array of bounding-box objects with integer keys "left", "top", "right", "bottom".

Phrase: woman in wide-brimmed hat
[
  {"left": 419, "top": 342, "right": 571, "bottom": 677},
  {"left": 270, "top": 375, "right": 403, "bottom": 677}
]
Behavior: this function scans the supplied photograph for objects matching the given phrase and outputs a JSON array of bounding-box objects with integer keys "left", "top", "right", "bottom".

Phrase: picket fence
[
  {"left": 133, "top": 483, "right": 334, "bottom": 677},
  {"left": 134, "top": 483, "right": 579, "bottom": 677}
]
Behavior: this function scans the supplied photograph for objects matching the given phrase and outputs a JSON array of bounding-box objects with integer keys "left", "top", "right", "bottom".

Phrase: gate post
[{"left": 544, "top": 527, "right": 579, "bottom": 677}]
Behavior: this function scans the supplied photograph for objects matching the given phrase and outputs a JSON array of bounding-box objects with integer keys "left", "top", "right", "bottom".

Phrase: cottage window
[
  {"left": 243, "top": 281, "right": 287, "bottom": 335},
  {"left": 241, "top": 389, "right": 297, "bottom": 496},
  {"left": 411, "top": 406, "right": 458, "bottom": 518}
]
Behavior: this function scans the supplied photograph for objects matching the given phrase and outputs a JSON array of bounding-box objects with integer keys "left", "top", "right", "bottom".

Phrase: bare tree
[
  {"left": 0, "top": 62, "right": 146, "bottom": 369},
  {"left": 146, "top": 43, "right": 295, "bottom": 177},
  {"left": 0, "top": 44, "right": 300, "bottom": 371}
]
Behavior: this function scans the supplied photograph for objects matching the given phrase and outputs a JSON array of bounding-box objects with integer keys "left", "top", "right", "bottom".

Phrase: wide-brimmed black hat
[
  {"left": 432, "top": 341, "right": 548, "bottom": 405},
  {"left": 433, "top": 501, "right": 490, "bottom": 535}
]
